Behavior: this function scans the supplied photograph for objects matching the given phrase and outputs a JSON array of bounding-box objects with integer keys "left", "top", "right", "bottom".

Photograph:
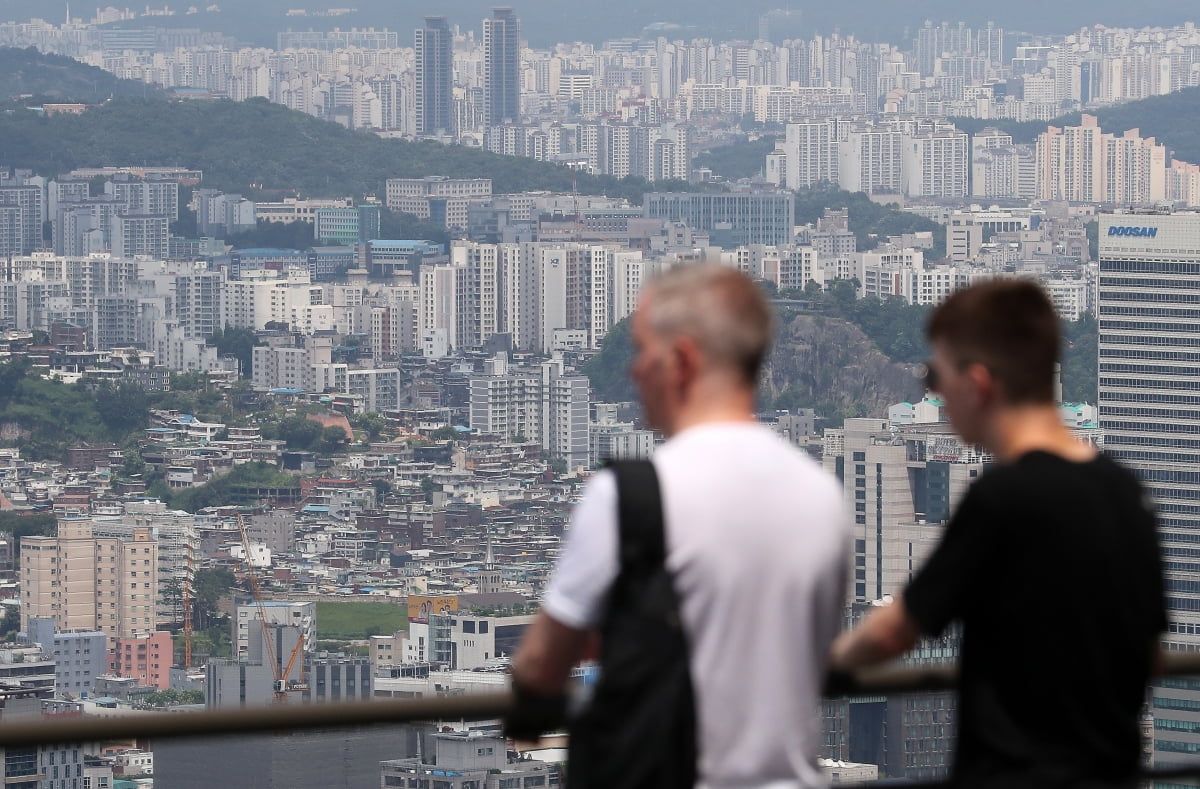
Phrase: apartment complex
[
  {"left": 779, "top": 118, "right": 969, "bottom": 198},
  {"left": 20, "top": 519, "right": 159, "bottom": 645},
  {"left": 469, "top": 354, "right": 590, "bottom": 470}
]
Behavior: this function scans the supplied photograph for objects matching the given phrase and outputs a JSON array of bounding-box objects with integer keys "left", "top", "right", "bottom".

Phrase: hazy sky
[{"left": 3, "top": 0, "right": 1199, "bottom": 46}]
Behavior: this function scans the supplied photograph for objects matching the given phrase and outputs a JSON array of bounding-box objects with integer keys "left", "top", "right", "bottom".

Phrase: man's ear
[
  {"left": 966, "top": 362, "right": 998, "bottom": 406},
  {"left": 673, "top": 335, "right": 703, "bottom": 383}
]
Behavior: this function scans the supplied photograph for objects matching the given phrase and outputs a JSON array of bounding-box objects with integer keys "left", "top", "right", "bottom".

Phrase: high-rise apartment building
[
  {"left": 469, "top": 353, "right": 590, "bottom": 469},
  {"left": 109, "top": 214, "right": 169, "bottom": 260},
  {"left": 482, "top": 8, "right": 521, "bottom": 126},
  {"left": 821, "top": 416, "right": 987, "bottom": 604},
  {"left": 1037, "top": 115, "right": 1169, "bottom": 204},
  {"left": 839, "top": 125, "right": 903, "bottom": 195},
  {"left": 415, "top": 16, "right": 454, "bottom": 136},
  {"left": 1097, "top": 211, "right": 1200, "bottom": 763},
  {"left": 91, "top": 499, "right": 198, "bottom": 623},
  {"left": 104, "top": 178, "right": 180, "bottom": 221},
  {"left": 21, "top": 518, "right": 159, "bottom": 646},
  {"left": 0, "top": 185, "right": 44, "bottom": 254},
  {"left": 784, "top": 119, "right": 839, "bottom": 189},
  {"left": 902, "top": 129, "right": 970, "bottom": 198}
]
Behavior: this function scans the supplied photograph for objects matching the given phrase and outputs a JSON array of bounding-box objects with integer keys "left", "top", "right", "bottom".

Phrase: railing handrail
[{"left": 0, "top": 650, "right": 1197, "bottom": 749}]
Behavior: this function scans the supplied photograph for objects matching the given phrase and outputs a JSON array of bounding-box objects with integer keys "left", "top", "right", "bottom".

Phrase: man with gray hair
[{"left": 513, "top": 264, "right": 849, "bottom": 787}]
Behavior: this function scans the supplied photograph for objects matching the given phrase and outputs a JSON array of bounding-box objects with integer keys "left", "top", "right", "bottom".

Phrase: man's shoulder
[{"left": 971, "top": 451, "right": 1143, "bottom": 512}]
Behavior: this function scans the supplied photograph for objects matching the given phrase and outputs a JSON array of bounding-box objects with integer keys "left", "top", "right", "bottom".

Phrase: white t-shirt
[{"left": 543, "top": 422, "right": 849, "bottom": 789}]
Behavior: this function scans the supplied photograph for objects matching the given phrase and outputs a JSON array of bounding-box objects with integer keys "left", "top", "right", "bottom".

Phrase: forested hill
[
  {"left": 0, "top": 93, "right": 691, "bottom": 200},
  {"left": 951, "top": 86, "right": 1200, "bottom": 162},
  {"left": 0, "top": 46, "right": 163, "bottom": 101}
]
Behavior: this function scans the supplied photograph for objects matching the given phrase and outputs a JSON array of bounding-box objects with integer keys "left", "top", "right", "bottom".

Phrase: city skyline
[{"left": 0, "top": 2, "right": 1198, "bottom": 786}]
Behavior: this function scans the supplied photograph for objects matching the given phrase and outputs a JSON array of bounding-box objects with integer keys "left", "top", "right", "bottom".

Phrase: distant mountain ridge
[{"left": 0, "top": 46, "right": 162, "bottom": 101}]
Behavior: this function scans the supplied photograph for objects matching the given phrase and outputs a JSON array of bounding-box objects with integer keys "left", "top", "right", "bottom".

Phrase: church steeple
[
  {"left": 479, "top": 528, "right": 503, "bottom": 595},
  {"left": 484, "top": 530, "right": 496, "bottom": 569}
]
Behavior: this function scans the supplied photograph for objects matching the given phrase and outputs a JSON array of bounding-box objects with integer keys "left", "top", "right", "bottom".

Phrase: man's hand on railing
[{"left": 503, "top": 682, "right": 568, "bottom": 742}]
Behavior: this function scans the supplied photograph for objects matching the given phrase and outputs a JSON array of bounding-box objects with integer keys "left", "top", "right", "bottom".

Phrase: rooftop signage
[{"left": 1107, "top": 226, "right": 1159, "bottom": 238}]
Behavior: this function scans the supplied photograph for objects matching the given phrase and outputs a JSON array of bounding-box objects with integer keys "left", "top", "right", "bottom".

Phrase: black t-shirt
[{"left": 905, "top": 450, "right": 1166, "bottom": 789}]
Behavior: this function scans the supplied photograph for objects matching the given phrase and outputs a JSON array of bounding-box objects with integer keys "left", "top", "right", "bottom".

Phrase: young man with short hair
[{"left": 831, "top": 279, "right": 1166, "bottom": 789}]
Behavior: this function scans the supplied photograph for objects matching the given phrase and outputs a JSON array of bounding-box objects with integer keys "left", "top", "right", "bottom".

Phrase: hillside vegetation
[
  {"left": 0, "top": 358, "right": 150, "bottom": 459},
  {"left": 0, "top": 46, "right": 163, "bottom": 101},
  {"left": 693, "top": 135, "right": 780, "bottom": 181},
  {"left": 0, "top": 94, "right": 693, "bottom": 201},
  {"left": 794, "top": 189, "right": 947, "bottom": 258}
]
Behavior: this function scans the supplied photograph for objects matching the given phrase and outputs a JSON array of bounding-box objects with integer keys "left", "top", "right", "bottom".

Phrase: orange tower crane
[{"left": 235, "top": 513, "right": 307, "bottom": 702}]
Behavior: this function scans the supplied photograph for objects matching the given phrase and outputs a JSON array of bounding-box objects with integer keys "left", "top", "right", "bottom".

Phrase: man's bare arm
[
  {"left": 829, "top": 595, "right": 922, "bottom": 672},
  {"left": 512, "top": 611, "right": 590, "bottom": 696}
]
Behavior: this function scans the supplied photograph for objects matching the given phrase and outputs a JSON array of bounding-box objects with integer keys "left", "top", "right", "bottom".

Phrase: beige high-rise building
[
  {"left": 21, "top": 517, "right": 158, "bottom": 646},
  {"left": 1036, "top": 114, "right": 1169, "bottom": 204}
]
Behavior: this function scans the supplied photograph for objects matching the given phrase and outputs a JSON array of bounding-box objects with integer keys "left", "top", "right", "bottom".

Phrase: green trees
[
  {"left": 163, "top": 462, "right": 298, "bottom": 512},
  {"left": 0, "top": 607, "right": 18, "bottom": 641},
  {"left": 319, "top": 425, "right": 349, "bottom": 453},
  {"left": 0, "top": 360, "right": 145, "bottom": 460},
  {"left": 138, "top": 689, "right": 205, "bottom": 707},
  {"left": 950, "top": 86, "right": 1200, "bottom": 163},
  {"left": 0, "top": 512, "right": 56, "bottom": 569},
  {"left": 377, "top": 208, "right": 450, "bottom": 245},
  {"left": 693, "top": 135, "right": 780, "bottom": 180},
  {"left": 793, "top": 188, "right": 947, "bottom": 259},
  {"left": 582, "top": 317, "right": 637, "bottom": 403},
  {"left": 95, "top": 381, "right": 150, "bottom": 434},
  {"left": 0, "top": 47, "right": 163, "bottom": 101},
  {"left": 225, "top": 219, "right": 316, "bottom": 250},
  {"left": 272, "top": 415, "right": 323, "bottom": 450},
  {"left": 1061, "top": 313, "right": 1098, "bottom": 404},
  {"left": 351, "top": 413, "right": 389, "bottom": 442},
  {"left": 190, "top": 567, "right": 236, "bottom": 631},
  {"left": 206, "top": 326, "right": 257, "bottom": 377}
]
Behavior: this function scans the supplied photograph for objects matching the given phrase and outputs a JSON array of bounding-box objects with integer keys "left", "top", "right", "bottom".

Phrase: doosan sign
[{"left": 1108, "top": 226, "right": 1159, "bottom": 237}]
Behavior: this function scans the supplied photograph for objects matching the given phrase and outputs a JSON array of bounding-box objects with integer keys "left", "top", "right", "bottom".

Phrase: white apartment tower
[
  {"left": 839, "top": 125, "right": 903, "bottom": 195},
  {"left": 902, "top": 129, "right": 969, "bottom": 198},
  {"left": 785, "top": 119, "right": 839, "bottom": 189},
  {"left": 469, "top": 354, "right": 591, "bottom": 469}
]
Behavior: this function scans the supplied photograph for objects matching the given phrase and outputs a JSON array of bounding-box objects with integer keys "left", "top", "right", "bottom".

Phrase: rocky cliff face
[{"left": 763, "top": 314, "right": 924, "bottom": 419}]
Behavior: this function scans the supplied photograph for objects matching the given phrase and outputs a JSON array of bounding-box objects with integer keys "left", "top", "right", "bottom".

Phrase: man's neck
[
  {"left": 666, "top": 378, "right": 758, "bottom": 437},
  {"left": 986, "top": 403, "right": 1097, "bottom": 464}
]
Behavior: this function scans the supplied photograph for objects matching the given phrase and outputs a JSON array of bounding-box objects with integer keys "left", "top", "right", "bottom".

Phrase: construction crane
[{"left": 235, "top": 513, "right": 307, "bottom": 702}]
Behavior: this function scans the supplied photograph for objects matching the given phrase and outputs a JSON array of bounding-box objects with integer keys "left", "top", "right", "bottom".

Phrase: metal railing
[{"left": 1, "top": 652, "right": 1199, "bottom": 783}]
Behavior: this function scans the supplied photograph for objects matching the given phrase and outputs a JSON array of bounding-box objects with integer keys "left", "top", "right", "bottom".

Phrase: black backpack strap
[
  {"left": 607, "top": 459, "right": 666, "bottom": 575},
  {"left": 569, "top": 459, "right": 697, "bottom": 789}
]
